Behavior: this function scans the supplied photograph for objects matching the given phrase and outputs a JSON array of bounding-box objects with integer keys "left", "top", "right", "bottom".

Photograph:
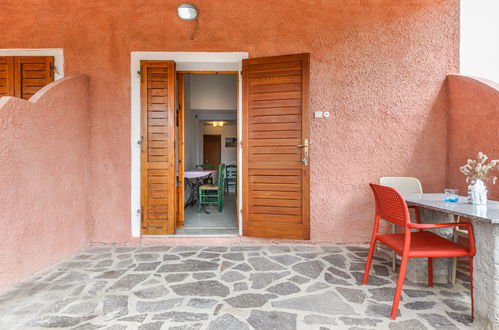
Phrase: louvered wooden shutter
[
  {"left": 0, "top": 57, "right": 15, "bottom": 97},
  {"left": 140, "top": 60, "right": 176, "bottom": 235},
  {"left": 15, "top": 56, "right": 54, "bottom": 99},
  {"left": 242, "top": 53, "right": 310, "bottom": 240},
  {"left": 0, "top": 56, "right": 54, "bottom": 99}
]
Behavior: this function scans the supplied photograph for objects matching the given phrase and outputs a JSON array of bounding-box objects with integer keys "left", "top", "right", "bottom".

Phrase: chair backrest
[
  {"left": 379, "top": 177, "right": 423, "bottom": 194},
  {"left": 226, "top": 165, "right": 237, "bottom": 179},
  {"left": 217, "top": 164, "right": 226, "bottom": 189},
  {"left": 196, "top": 164, "right": 215, "bottom": 170},
  {"left": 370, "top": 183, "right": 411, "bottom": 227}
]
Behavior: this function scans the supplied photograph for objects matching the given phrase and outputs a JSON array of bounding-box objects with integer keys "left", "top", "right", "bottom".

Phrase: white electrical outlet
[{"left": 314, "top": 111, "right": 323, "bottom": 119}]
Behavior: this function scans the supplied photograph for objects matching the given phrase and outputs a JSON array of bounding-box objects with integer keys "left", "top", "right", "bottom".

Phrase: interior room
[{"left": 177, "top": 73, "right": 238, "bottom": 235}]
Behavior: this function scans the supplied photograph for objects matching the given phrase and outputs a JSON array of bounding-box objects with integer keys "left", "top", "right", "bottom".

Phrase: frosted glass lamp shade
[{"left": 178, "top": 4, "right": 198, "bottom": 20}]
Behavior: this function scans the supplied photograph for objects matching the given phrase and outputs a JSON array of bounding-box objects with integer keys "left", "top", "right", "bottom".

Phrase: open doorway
[
  {"left": 176, "top": 72, "right": 238, "bottom": 235},
  {"left": 133, "top": 52, "right": 310, "bottom": 240}
]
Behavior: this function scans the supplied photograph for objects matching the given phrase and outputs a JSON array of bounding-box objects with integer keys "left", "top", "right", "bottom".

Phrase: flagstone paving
[{"left": 0, "top": 245, "right": 473, "bottom": 329}]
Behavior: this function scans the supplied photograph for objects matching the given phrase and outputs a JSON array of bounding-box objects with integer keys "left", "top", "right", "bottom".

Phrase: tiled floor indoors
[
  {"left": 178, "top": 191, "right": 238, "bottom": 236},
  {"left": 0, "top": 245, "right": 473, "bottom": 330}
]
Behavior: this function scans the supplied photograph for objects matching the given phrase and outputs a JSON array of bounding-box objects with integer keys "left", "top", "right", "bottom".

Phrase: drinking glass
[{"left": 444, "top": 189, "right": 459, "bottom": 202}]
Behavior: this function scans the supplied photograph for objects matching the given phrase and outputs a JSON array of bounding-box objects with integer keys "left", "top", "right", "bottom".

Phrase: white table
[{"left": 402, "top": 193, "right": 499, "bottom": 329}]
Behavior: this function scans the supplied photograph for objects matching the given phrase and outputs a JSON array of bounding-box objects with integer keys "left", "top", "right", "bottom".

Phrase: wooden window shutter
[
  {"left": 14, "top": 56, "right": 54, "bottom": 99},
  {"left": 14, "top": 56, "right": 54, "bottom": 100},
  {"left": 242, "top": 53, "right": 311, "bottom": 240},
  {"left": 0, "top": 57, "right": 15, "bottom": 97},
  {"left": 140, "top": 60, "right": 177, "bottom": 235}
]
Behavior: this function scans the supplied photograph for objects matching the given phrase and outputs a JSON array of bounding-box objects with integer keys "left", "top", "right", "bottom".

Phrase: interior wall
[
  {"left": 183, "top": 75, "right": 199, "bottom": 171},
  {"left": 0, "top": 0, "right": 459, "bottom": 244},
  {"left": 184, "top": 73, "right": 237, "bottom": 170},
  {"left": 190, "top": 74, "right": 237, "bottom": 110},
  {"left": 203, "top": 123, "right": 237, "bottom": 166},
  {"left": 0, "top": 75, "right": 90, "bottom": 290},
  {"left": 447, "top": 75, "right": 499, "bottom": 201}
]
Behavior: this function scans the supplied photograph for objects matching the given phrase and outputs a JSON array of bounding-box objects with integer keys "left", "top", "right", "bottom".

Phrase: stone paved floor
[{"left": 0, "top": 245, "right": 473, "bottom": 330}]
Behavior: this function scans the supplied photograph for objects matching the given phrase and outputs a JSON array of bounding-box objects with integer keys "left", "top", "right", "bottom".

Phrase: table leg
[{"left": 184, "top": 178, "right": 196, "bottom": 208}]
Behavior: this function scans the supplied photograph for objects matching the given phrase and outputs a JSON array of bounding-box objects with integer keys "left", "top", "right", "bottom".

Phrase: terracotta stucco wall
[
  {"left": 0, "top": 0, "right": 459, "bottom": 244},
  {"left": 0, "top": 75, "right": 90, "bottom": 289},
  {"left": 447, "top": 76, "right": 499, "bottom": 201}
]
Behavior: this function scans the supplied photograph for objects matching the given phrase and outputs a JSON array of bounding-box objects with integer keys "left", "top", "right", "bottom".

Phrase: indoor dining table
[
  {"left": 184, "top": 170, "right": 217, "bottom": 208},
  {"left": 401, "top": 193, "right": 499, "bottom": 329}
]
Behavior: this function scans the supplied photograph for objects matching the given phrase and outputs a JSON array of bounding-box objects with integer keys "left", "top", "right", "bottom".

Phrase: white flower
[{"left": 460, "top": 152, "right": 498, "bottom": 184}]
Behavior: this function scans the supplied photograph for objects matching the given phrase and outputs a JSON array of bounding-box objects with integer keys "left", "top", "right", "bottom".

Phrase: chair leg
[
  {"left": 470, "top": 256, "right": 474, "bottom": 320},
  {"left": 451, "top": 257, "right": 457, "bottom": 285},
  {"left": 198, "top": 191, "right": 202, "bottom": 213},
  {"left": 392, "top": 224, "right": 396, "bottom": 271},
  {"left": 428, "top": 257, "right": 433, "bottom": 287},
  {"left": 451, "top": 230, "right": 459, "bottom": 284},
  {"left": 362, "top": 238, "right": 377, "bottom": 285},
  {"left": 392, "top": 251, "right": 396, "bottom": 271},
  {"left": 391, "top": 253, "right": 409, "bottom": 320}
]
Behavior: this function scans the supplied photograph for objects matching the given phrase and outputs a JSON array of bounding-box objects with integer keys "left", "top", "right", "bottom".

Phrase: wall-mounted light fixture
[
  {"left": 211, "top": 121, "right": 224, "bottom": 127},
  {"left": 177, "top": 4, "right": 198, "bottom": 20}
]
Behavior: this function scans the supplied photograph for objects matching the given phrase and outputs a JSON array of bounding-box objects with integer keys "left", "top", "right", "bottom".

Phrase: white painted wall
[
  {"left": 190, "top": 74, "right": 237, "bottom": 110},
  {"left": 460, "top": 0, "right": 499, "bottom": 82},
  {"left": 184, "top": 75, "right": 201, "bottom": 171},
  {"left": 202, "top": 123, "right": 237, "bottom": 166}
]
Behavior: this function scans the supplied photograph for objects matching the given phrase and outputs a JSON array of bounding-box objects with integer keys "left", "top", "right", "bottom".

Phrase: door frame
[{"left": 130, "top": 52, "right": 248, "bottom": 237}]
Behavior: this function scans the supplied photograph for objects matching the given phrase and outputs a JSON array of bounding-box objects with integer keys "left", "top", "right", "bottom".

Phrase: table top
[
  {"left": 184, "top": 170, "right": 216, "bottom": 180},
  {"left": 402, "top": 193, "right": 499, "bottom": 224}
]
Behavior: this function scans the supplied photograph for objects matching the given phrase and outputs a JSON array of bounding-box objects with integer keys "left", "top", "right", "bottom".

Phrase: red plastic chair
[{"left": 363, "top": 184, "right": 476, "bottom": 320}]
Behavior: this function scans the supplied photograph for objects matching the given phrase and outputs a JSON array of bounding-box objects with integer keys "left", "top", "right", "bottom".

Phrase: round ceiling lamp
[{"left": 177, "top": 4, "right": 198, "bottom": 20}]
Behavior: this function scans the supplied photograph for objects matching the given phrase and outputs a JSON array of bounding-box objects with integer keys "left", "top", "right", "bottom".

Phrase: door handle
[{"left": 297, "top": 139, "right": 309, "bottom": 166}]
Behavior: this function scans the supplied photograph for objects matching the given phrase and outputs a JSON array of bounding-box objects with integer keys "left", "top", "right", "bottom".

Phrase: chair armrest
[
  {"left": 408, "top": 222, "right": 475, "bottom": 255},
  {"left": 407, "top": 222, "right": 468, "bottom": 229}
]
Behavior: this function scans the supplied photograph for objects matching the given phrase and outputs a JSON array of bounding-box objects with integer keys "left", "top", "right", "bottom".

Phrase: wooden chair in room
[
  {"left": 195, "top": 164, "right": 215, "bottom": 170},
  {"left": 198, "top": 164, "right": 225, "bottom": 213},
  {"left": 224, "top": 164, "right": 237, "bottom": 194}
]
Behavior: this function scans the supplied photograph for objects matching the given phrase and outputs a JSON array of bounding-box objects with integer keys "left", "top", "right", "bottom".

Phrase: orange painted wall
[
  {"left": 0, "top": 1, "right": 459, "bottom": 244},
  {"left": 0, "top": 76, "right": 90, "bottom": 290},
  {"left": 447, "top": 76, "right": 499, "bottom": 201}
]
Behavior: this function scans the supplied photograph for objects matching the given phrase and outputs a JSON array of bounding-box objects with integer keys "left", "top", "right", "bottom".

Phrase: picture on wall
[{"left": 225, "top": 137, "right": 237, "bottom": 148}]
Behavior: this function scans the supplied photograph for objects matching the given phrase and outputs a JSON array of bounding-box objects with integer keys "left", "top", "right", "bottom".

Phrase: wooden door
[
  {"left": 242, "top": 53, "right": 310, "bottom": 240},
  {"left": 140, "top": 60, "right": 176, "bottom": 235},
  {"left": 203, "top": 134, "right": 221, "bottom": 169}
]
